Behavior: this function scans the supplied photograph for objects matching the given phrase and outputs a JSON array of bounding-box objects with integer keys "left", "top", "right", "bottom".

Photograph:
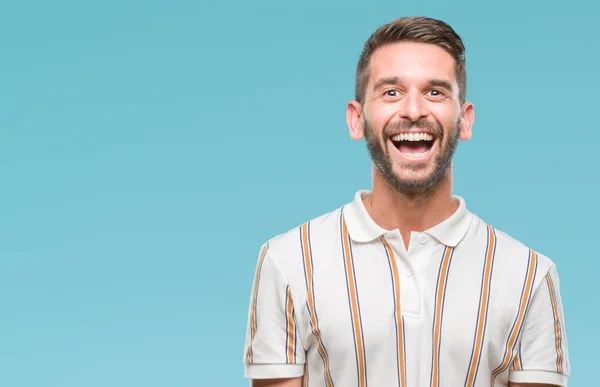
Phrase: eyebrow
[
  {"left": 372, "top": 77, "right": 454, "bottom": 92},
  {"left": 372, "top": 76, "right": 402, "bottom": 91},
  {"left": 427, "top": 79, "right": 453, "bottom": 91}
]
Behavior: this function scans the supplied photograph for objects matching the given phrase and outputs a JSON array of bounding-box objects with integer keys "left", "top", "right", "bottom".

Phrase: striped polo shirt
[{"left": 243, "top": 190, "right": 570, "bottom": 386}]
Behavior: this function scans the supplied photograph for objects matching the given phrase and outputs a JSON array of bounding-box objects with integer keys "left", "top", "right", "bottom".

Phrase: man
[{"left": 242, "top": 16, "right": 570, "bottom": 387}]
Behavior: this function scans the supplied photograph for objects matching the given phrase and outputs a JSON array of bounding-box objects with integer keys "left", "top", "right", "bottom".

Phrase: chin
[{"left": 383, "top": 163, "right": 450, "bottom": 195}]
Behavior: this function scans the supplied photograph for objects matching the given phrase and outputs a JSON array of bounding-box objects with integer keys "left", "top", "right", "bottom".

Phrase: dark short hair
[{"left": 355, "top": 16, "right": 467, "bottom": 104}]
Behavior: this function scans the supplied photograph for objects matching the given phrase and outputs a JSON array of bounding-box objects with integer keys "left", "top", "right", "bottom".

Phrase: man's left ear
[{"left": 459, "top": 102, "right": 475, "bottom": 141}]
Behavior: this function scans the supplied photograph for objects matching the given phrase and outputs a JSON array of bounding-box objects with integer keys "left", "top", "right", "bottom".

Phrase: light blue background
[{"left": 1, "top": 1, "right": 597, "bottom": 386}]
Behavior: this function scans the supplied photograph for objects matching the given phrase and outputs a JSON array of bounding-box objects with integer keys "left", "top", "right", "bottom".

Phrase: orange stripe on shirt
[
  {"left": 465, "top": 224, "right": 497, "bottom": 386},
  {"left": 342, "top": 215, "right": 367, "bottom": 387},
  {"left": 381, "top": 236, "right": 407, "bottom": 387},
  {"left": 245, "top": 243, "right": 270, "bottom": 364},
  {"left": 430, "top": 246, "right": 454, "bottom": 387},
  {"left": 513, "top": 351, "right": 522, "bottom": 371},
  {"left": 490, "top": 250, "right": 538, "bottom": 386},
  {"left": 285, "top": 285, "right": 296, "bottom": 364},
  {"left": 301, "top": 222, "right": 334, "bottom": 387},
  {"left": 546, "top": 272, "right": 565, "bottom": 374}
]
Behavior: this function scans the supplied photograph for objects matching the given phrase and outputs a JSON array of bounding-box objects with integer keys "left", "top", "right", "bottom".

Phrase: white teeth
[
  {"left": 400, "top": 150, "right": 430, "bottom": 158},
  {"left": 391, "top": 133, "right": 434, "bottom": 142}
]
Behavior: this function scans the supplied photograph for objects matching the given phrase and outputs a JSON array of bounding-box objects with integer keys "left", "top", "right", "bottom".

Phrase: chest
[{"left": 295, "top": 239, "right": 528, "bottom": 371}]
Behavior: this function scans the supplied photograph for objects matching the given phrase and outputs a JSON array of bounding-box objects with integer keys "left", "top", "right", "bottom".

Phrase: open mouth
[{"left": 390, "top": 132, "right": 436, "bottom": 160}]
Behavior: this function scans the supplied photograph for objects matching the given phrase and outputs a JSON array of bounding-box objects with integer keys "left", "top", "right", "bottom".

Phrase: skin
[
  {"left": 252, "top": 378, "right": 302, "bottom": 387},
  {"left": 510, "top": 385, "right": 560, "bottom": 387},
  {"left": 346, "top": 41, "right": 474, "bottom": 249},
  {"left": 251, "top": 42, "right": 558, "bottom": 387}
]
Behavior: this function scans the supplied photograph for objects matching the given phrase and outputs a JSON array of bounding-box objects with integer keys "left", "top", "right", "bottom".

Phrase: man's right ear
[{"left": 347, "top": 101, "right": 365, "bottom": 141}]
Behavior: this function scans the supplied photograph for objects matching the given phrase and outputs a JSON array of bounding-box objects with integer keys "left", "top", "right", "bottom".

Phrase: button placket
[{"left": 384, "top": 234, "right": 421, "bottom": 315}]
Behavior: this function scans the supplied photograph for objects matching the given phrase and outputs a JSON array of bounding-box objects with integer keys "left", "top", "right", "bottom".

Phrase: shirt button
[
  {"left": 419, "top": 236, "right": 428, "bottom": 244},
  {"left": 405, "top": 271, "right": 413, "bottom": 277}
]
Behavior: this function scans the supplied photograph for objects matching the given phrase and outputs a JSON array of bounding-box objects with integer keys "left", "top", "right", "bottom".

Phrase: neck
[{"left": 364, "top": 168, "right": 459, "bottom": 237}]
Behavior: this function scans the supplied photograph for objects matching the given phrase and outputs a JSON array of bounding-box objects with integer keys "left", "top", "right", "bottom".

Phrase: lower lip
[{"left": 389, "top": 140, "right": 437, "bottom": 163}]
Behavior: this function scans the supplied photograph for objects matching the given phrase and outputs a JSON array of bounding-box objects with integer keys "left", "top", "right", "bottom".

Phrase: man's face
[{"left": 349, "top": 42, "right": 473, "bottom": 195}]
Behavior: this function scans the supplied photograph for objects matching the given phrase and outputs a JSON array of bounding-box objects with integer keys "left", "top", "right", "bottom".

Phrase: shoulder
[
  {"left": 256, "top": 204, "right": 345, "bottom": 270},
  {"left": 266, "top": 206, "right": 343, "bottom": 252},
  {"left": 471, "top": 214, "right": 558, "bottom": 288},
  {"left": 496, "top": 226, "right": 555, "bottom": 268}
]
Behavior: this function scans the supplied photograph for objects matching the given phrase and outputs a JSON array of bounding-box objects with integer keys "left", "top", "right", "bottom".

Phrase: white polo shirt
[{"left": 243, "top": 190, "right": 570, "bottom": 386}]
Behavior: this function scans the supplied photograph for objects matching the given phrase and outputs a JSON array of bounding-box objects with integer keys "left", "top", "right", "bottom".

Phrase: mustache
[{"left": 382, "top": 118, "right": 443, "bottom": 138}]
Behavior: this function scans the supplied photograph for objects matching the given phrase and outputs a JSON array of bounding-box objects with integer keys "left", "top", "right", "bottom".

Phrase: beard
[{"left": 364, "top": 116, "right": 460, "bottom": 196}]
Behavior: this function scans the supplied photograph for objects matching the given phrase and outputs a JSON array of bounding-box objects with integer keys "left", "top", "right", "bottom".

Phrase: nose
[{"left": 398, "top": 89, "right": 428, "bottom": 122}]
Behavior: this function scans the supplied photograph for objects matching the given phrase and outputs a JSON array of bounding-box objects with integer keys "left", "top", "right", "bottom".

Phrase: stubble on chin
[{"left": 363, "top": 118, "right": 460, "bottom": 197}]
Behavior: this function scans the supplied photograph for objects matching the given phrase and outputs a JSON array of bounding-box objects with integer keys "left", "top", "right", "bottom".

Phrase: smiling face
[{"left": 347, "top": 41, "right": 474, "bottom": 196}]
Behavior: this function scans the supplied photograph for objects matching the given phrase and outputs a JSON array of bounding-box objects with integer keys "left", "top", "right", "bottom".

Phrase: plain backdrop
[{"left": 1, "top": 0, "right": 598, "bottom": 386}]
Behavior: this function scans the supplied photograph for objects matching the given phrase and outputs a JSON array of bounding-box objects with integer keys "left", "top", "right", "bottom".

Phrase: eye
[
  {"left": 383, "top": 89, "right": 401, "bottom": 98},
  {"left": 427, "top": 89, "right": 445, "bottom": 98}
]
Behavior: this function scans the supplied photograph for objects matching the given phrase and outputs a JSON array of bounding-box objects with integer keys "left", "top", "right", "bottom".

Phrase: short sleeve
[
  {"left": 243, "top": 243, "right": 306, "bottom": 379},
  {"left": 509, "top": 264, "right": 570, "bottom": 386}
]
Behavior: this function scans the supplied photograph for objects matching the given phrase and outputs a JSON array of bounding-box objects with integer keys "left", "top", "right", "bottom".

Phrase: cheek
[
  {"left": 380, "top": 103, "right": 402, "bottom": 122},
  {"left": 367, "top": 103, "right": 399, "bottom": 125},
  {"left": 376, "top": 109, "right": 403, "bottom": 139},
  {"left": 431, "top": 107, "right": 460, "bottom": 132}
]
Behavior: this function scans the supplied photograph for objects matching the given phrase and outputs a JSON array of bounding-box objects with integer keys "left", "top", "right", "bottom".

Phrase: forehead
[{"left": 367, "top": 42, "right": 457, "bottom": 87}]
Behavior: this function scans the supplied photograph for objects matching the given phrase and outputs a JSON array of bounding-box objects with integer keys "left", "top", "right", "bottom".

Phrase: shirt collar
[{"left": 343, "top": 190, "right": 473, "bottom": 247}]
